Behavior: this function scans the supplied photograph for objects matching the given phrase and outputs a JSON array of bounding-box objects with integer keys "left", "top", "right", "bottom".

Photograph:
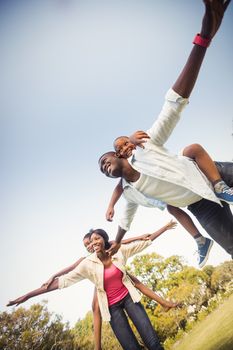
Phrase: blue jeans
[
  {"left": 109, "top": 293, "right": 163, "bottom": 350},
  {"left": 188, "top": 161, "right": 233, "bottom": 257}
]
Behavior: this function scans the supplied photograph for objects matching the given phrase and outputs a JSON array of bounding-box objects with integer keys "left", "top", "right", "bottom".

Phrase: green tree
[
  {"left": 72, "top": 311, "right": 122, "bottom": 350},
  {"left": 72, "top": 311, "right": 93, "bottom": 350},
  {"left": 128, "top": 253, "right": 185, "bottom": 309},
  {"left": 0, "top": 302, "right": 74, "bottom": 350},
  {"left": 210, "top": 260, "right": 233, "bottom": 293},
  {"left": 128, "top": 254, "right": 212, "bottom": 342}
]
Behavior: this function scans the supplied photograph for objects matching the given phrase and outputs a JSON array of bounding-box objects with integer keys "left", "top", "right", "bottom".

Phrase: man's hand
[
  {"left": 129, "top": 130, "right": 150, "bottom": 148},
  {"left": 201, "top": 0, "right": 231, "bottom": 39},
  {"left": 105, "top": 207, "right": 114, "bottom": 222},
  {"left": 106, "top": 241, "right": 121, "bottom": 256}
]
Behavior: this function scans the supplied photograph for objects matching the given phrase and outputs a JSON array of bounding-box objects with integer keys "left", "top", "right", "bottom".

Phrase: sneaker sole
[
  {"left": 215, "top": 196, "right": 233, "bottom": 205},
  {"left": 220, "top": 199, "right": 233, "bottom": 205},
  {"left": 199, "top": 240, "right": 214, "bottom": 268}
]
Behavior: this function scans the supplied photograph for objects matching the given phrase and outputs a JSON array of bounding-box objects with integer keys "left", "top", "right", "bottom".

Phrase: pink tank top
[{"left": 104, "top": 263, "right": 129, "bottom": 306}]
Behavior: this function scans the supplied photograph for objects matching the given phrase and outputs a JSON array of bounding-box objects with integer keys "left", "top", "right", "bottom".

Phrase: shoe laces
[
  {"left": 221, "top": 186, "right": 233, "bottom": 195},
  {"left": 193, "top": 249, "right": 204, "bottom": 260}
]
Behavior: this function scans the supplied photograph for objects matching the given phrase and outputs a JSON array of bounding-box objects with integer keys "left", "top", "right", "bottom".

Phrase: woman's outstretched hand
[
  {"left": 165, "top": 220, "right": 178, "bottom": 231},
  {"left": 162, "top": 301, "right": 183, "bottom": 312},
  {"left": 41, "top": 276, "right": 55, "bottom": 290},
  {"left": 7, "top": 295, "right": 28, "bottom": 307}
]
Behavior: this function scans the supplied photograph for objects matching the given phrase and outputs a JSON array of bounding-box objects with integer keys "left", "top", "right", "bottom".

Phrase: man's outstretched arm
[
  {"left": 173, "top": 0, "right": 231, "bottom": 98},
  {"left": 147, "top": 0, "right": 231, "bottom": 147}
]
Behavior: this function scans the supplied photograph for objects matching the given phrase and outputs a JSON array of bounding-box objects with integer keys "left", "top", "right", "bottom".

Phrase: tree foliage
[
  {"left": 210, "top": 260, "right": 233, "bottom": 292},
  {"left": 128, "top": 255, "right": 233, "bottom": 343},
  {"left": 0, "top": 302, "right": 74, "bottom": 350},
  {"left": 72, "top": 312, "right": 121, "bottom": 350}
]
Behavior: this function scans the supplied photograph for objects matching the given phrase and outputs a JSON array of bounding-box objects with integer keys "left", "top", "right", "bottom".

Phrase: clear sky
[{"left": 1, "top": 0, "right": 233, "bottom": 327}]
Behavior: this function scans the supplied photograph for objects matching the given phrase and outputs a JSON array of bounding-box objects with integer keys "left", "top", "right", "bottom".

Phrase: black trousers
[{"left": 188, "top": 162, "right": 233, "bottom": 257}]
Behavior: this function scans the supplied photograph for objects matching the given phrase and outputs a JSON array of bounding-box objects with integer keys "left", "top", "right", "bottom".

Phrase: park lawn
[{"left": 172, "top": 294, "right": 233, "bottom": 350}]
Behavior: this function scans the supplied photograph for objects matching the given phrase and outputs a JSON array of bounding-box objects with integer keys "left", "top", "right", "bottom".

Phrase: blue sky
[{"left": 1, "top": 0, "right": 233, "bottom": 326}]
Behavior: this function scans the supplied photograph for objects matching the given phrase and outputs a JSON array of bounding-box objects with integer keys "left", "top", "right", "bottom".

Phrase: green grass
[{"left": 172, "top": 294, "right": 233, "bottom": 350}]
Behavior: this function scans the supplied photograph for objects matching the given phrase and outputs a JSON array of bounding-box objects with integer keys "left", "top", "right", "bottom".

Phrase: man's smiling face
[{"left": 99, "top": 152, "right": 122, "bottom": 178}]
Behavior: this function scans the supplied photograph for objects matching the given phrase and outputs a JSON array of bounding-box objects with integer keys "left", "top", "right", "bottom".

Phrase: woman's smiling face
[{"left": 90, "top": 233, "right": 105, "bottom": 253}]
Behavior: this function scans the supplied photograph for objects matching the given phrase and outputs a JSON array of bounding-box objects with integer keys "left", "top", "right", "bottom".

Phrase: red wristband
[{"left": 193, "top": 34, "right": 211, "bottom": 48}]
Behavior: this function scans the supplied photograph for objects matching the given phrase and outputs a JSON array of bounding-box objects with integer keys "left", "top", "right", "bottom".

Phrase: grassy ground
[{"left": 172, "top": 294, "right": 233, "bottom": 350}]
